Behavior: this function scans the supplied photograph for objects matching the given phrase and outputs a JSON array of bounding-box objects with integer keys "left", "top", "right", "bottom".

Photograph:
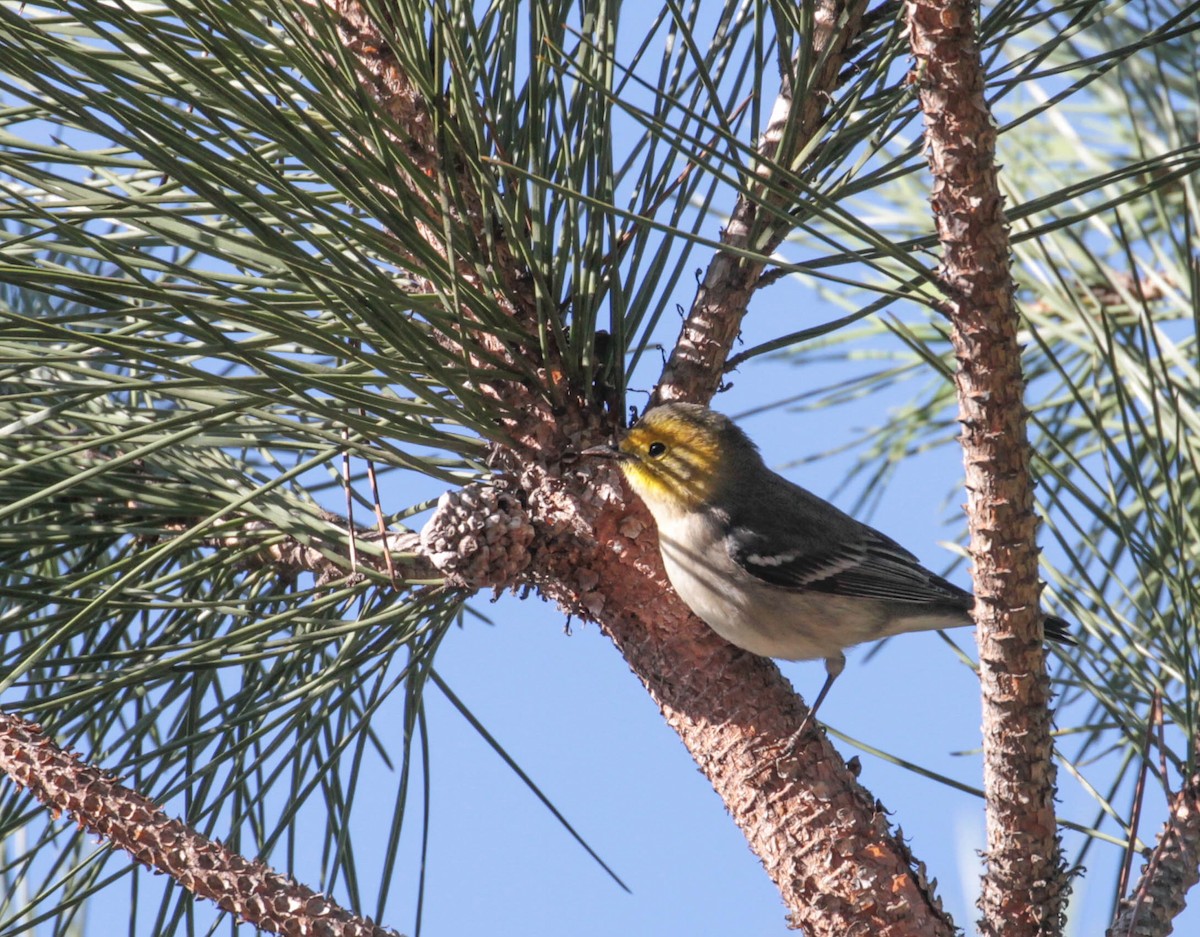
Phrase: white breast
[{"left": 651, "top": 511, "right": 884, "bottom": 662}]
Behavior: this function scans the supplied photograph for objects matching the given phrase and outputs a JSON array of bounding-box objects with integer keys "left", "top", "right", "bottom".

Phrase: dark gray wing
[
  {"left": 723, "top": 470, "right": 971, "bottom": 609},
  {"left": 721, "top": 471, "right": 1076, "bottom": 643},
  {"left": 727, "top": 522, "right": 972, "bottom": 608}
]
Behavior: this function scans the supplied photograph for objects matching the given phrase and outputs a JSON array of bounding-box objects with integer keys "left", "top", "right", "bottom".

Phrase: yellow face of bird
[{"left": 616, "top": 405, "right": 723, "bottom": 517}]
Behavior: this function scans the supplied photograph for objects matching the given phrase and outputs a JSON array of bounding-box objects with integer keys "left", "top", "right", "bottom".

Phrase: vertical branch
[
  {"left": 903, "top": 0, "right": 1066, "bottom": 934},
  {"left": 654, "top": 0, "right": 871, "bottom": 403}
]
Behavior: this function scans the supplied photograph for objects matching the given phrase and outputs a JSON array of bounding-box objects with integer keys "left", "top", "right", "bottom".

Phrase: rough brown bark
[
  {"left": 0, "top": 714, "right": 398, "bottom": 937},
  {"left": 903, "top": 0, "right": 1065, "bottom": 934},
  {"left": 1109, "top": 760, "right": 1200, "bottom": 937}
]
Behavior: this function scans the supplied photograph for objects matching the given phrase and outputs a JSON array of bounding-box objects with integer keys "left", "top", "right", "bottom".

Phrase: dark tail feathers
[{"left": 1044, "top": 615, "right": 1075, "bottom": 647}]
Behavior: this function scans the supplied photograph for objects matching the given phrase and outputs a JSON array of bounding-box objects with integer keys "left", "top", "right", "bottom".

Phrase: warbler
[{"left": 588, "top": 401, "right": 1070, "bottom": 725}]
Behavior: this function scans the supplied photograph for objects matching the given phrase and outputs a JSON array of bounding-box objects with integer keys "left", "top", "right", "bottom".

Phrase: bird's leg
[
  {"left": 800, "top": 654, "right": 844, "bottom": 734},
  {"left": 777, "top": 653, "right": 844, "bottom": 763}
]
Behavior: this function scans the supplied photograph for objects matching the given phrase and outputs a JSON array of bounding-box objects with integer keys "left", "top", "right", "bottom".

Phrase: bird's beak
[{"left": 579, "top": 442, "right": 624, "bottom": 460}]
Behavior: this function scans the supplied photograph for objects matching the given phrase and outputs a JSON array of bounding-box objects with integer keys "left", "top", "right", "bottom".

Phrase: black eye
[{"left": 647, "top": 441, "right": 667, "bottom": 458}]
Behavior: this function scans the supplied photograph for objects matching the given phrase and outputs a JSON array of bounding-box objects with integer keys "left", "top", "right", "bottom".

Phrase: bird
[{"left": 586, "top": 401, "right": 1072, "bottom": 732}]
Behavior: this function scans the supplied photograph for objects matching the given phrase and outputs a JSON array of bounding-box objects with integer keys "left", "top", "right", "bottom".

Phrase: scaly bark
[
  {"left": 904, "top": 0, "right": 1066, "bottom": 934},
  {"left": 0, "top": 714, "right": 397, "bottom": 937},
  {"left": 1109, "top": 759, "right": 1200, "bottom": 937}
]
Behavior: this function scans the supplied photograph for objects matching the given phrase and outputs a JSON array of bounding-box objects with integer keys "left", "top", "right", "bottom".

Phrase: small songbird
[{"left": 588, "top": 401, "right": 1071, "bottom": 728}]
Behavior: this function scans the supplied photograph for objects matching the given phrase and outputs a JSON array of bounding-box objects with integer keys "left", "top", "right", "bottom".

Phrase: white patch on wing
[
  {"left": 804, "top": 554, "right": 863, "bottom": 580},
  {"left": 745, "top": 551, "right": 795, "bottom": 566},
  {"left": 743, "top": 547, "right": 864, "bottom": 583}
]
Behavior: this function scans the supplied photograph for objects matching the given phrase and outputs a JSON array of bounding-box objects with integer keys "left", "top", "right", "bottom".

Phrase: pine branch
[
  {"left": 1109, "top": 757, "right": 1200, "bottom": 937},
  {"left": 903, "top": 0, "right": 1066, "bottom": 933},
  {"left": 0, "top": 713, "right": 398, "bottom": 937},
  {"left": 655, "top": 0, "right": 872, "bottom": 404}
]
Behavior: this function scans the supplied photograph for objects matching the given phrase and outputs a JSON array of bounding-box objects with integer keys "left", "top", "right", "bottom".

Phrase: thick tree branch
[
  {"left": 904, "top": 0, "right": 1065, "bottom": 934},
  {"left": 0, "top": 713, "right": 398, "bottom": 937},
  {"left": 1109, "top": 758, "right": 1200, "bottom": 937}
]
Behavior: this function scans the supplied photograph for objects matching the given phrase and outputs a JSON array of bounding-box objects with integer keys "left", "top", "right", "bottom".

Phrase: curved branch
[{"left": 306, "top": 1, "right": 954, "bottom": 929}]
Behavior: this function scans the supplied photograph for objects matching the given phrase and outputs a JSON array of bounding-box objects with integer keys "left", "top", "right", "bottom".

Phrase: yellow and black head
[{"left": 594, "top": 402, "right": 759, "bottom": 517}]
